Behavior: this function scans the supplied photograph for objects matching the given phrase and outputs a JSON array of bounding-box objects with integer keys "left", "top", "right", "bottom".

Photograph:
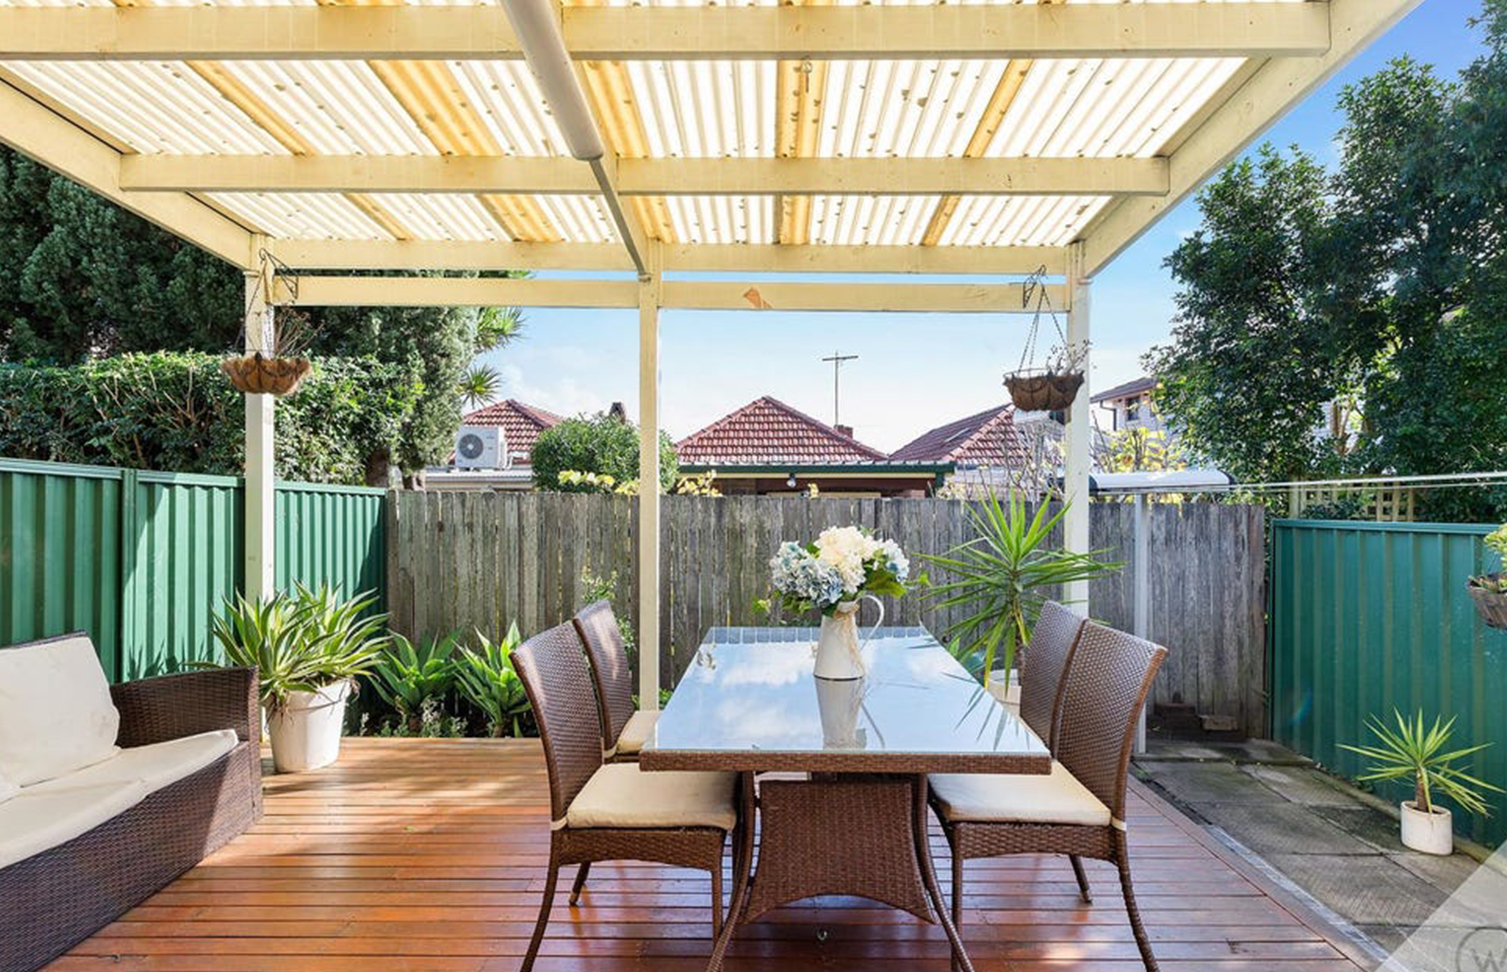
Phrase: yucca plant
[
  {"left": 923, "top": 491, "right": 1120, "bottom": 689},
  {"left": 455, "top": 624, "right": 531, "bottom": 738},
  {"left": 373, "top": 632, "right": 460, "bottom": 733},
  {"left": 1341, "top": 709, "right": 1502, "bottom": 816}
]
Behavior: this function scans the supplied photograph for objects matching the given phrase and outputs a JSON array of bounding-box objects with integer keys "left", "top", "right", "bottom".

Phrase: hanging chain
[
  {"left": 241, "top": 249, "right": 298, "bottom": 356},
  {"left": 1015, "top": 264, "right": 1067, "bottom": 374}
]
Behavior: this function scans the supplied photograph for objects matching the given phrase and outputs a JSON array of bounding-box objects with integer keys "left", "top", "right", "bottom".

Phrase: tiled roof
[
  {"left": 460, "top": 399, "right": 564, "bottom": 464},
  {"left": 889, "top": 404, "right": 1026, "bottom": 466},
  {"left": 677, "top": 396, "right": 888, "bottom": 466},
  {"left": 1091, "top": 376, "right": 1157, "bottom": 404}
]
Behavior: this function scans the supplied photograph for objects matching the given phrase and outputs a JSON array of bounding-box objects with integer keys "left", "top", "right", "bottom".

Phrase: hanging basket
[
  {"left": 221, "top": 353, "right": 312, "bottom": 397},
  {"left": 1468, "top": 575, "right": 1507, "bottom": 629},
  {"left": 1005, "top": 370, "right": 1085, "bottom": 412}
]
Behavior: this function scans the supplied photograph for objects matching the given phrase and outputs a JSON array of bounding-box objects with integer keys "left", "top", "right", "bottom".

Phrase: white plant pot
[
  {"left": 1399, "top": 800, "right": 1453, "bottom": 855},
  {"left": 265, "top": 681, "right": 353, "bottom": 774}
]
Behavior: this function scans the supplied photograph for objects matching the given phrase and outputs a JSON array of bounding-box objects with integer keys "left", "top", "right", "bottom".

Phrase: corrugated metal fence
[
  {"left": 1270, "top": 519, "right": 1507, "bottom": 847},
  {"left": 0, "top": 458, "right": 384, "bottom": 680}
]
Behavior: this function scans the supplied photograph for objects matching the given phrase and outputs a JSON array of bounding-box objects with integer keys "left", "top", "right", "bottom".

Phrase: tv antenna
[{"left": 821, "top": 350, "right": 859, "bottom": 426}]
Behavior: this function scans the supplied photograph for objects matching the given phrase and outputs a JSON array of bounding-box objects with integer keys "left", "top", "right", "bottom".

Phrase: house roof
[
  {"left": 460, "top": 399, "right": 564, "bottom": 463},
  {"left": 677, "top": 396, "right": 889, "bottom": 467},
  {"left": 1091, "top": 376, "right": 1157, "bottom": 404},
  {"left": 889, "top": 404, "right": 1026, "bottom": 466}
]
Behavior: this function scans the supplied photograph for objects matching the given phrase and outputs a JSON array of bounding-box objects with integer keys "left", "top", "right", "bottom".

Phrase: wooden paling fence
[{"left": 387, "top": 492, "right": 1267, "bottom": 736}]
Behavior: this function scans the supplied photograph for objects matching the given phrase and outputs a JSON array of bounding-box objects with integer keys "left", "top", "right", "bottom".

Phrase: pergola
[{"left": 0, "top": 0, "right": 1418, "bottom": 704}]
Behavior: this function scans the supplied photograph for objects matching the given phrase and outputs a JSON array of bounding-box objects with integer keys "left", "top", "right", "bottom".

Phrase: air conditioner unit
[{"left": 454, "top": 425, "right": 505, "bottom": 470}]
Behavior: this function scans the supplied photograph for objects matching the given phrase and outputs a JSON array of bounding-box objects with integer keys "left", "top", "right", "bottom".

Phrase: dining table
[{"left": 638, "top": 625, "right": 1053, "bottom": 972}]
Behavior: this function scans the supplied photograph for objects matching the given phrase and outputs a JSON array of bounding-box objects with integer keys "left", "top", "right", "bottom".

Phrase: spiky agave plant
[
  {"left": 1341, "top": 709, "right": 1502, "bottom": 816},
  {"left": 455, "top": 624, "right": 531, "bottom": 738},
  {"left": 372, "top": 632, "right": 460, "bottom": 733}
]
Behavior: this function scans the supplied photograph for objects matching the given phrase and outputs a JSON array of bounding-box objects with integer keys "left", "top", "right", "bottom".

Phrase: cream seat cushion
[
  {"left": 28, "top": 729, "right": 239, "bottom": 798},
  {"left": 0, "top": 767, "right": 17, "bottom": 805},
  {"left": 929, "top": 761, "right": 1112, "bottom": 827},
  {"left": 0, "top": 780, "right": 148, "bottom": 870},
  {"left": 566, "top": 763, "right": 736, "bottom": 831},
  {"left": 613, "top": 710, "right": 660, "bottom": 756},
  {"left": 0, "top": 635, "right": 120, "bottom": 785}
]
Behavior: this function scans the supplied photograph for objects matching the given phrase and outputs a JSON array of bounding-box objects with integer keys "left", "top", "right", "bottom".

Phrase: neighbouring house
[
  {"left": 1091, "top": 376, "right": 1162, "bottom": 433},
  {"left": 891, "top": 403, "right": 1071, "bottom": 493},
  {"left": 427, "top": 398, "right": 564, "bottom": 491},
  {"left": 677, "top": 396, "right": 951, "bottom": 497}
]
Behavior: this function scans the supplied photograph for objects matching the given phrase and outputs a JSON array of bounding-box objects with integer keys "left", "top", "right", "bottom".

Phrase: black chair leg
[
  {"left": 569, "top": 861, "right": 591, "bottom": 906},
  {"left": 1070, "top": 854, "right": 1093, "bottom": 904},
  {"left": 521, "top": 860, "right": 559, "bottom": 972}
]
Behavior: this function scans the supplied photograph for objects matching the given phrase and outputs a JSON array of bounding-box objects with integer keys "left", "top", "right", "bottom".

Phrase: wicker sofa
[{"left": 0, "top": 632, "right": 262, "bottom": 972}]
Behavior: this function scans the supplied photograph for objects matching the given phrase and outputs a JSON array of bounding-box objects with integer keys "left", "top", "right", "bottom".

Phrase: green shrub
[
  {"left": 371, "top": 632, "right": 460, "bottom": 734},
  {"left": 531, "top": 412, "right": 678, "bottom": 493}
]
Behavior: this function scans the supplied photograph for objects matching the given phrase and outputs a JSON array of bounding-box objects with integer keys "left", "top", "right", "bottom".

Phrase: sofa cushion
[
  {"left": 928, "top": 760, "right": 1112, "bottom": 828},
  {"left": 0, "top": 767, "right": 16, "bottom": 805},
  {"left": 566, "top": 763, "right": 737, "bottom": 831},
  {"left": 613, "top": 710, "right": 659, "bottom": 756},
  {"left": 0, "top": 780, "right": 148, "bottom": 870},
  {"left": 28, "top": 730, "right": 239, "bottom": 798},
  {"left": 0, "top": 635, "right": 120, "bottom": 786}
]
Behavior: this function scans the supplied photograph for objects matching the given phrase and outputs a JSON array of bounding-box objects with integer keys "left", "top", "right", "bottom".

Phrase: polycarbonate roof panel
[
  {"left": 940, "top": 195, "right": 1113, "bottom": 247},
  {"left": 535, "top": 195, "right": 620, "bottom": 243},
  {"left": 449, "top": 61, "right": 575, "bottom": 156},
  {"left": 629, "top": 61, "right": 778, "bottom": 159},
  {"left": 810, "top": 195, "right": 942, "bottom": 247},
  {"left": 217, "top": 62, "right": 437, "bottom": 156},
  {"left": 663, "top": 196, "right": 775, "bottom": 245},
  {"left": 209, "top": 192, "right": 394, "bottom": 240}
]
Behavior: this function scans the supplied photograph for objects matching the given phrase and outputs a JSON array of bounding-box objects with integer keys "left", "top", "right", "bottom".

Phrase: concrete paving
[{"left": 1135, "top": 738, "right": 1486, "bottom": 961}]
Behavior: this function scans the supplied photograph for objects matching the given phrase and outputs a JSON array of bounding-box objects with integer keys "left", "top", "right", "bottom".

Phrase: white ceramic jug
[{"left": 813, "top": 595, "right": 883, "bottom": 680}]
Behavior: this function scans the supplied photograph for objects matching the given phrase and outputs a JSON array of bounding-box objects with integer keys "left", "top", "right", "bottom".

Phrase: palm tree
[{"left": 459, "top": 364, "right": 502, "bottom": 411}]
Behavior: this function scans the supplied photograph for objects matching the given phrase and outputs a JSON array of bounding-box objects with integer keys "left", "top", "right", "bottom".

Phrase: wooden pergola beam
[
  {"left": 0, "top": 4, "right": 1331, "bottom": 61},
  {"left": 120, "top": 155, "right": 1169, "bottom": 198}
]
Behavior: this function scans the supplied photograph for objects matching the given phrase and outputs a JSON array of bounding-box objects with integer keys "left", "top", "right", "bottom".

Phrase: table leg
[
  {"left": 912, "top": 774, "right": 976, "bottom": 972},
  {"left": 706, "top": 772, "right": 756, "bottom": 972}
]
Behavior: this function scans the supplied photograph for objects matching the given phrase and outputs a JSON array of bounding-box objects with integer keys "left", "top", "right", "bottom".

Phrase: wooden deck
[{"left": 53, "top": 739, "right": 1372, "bottom": 972}]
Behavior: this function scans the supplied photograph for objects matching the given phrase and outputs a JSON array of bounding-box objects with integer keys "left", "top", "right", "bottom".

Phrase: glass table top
[{"left": 639, "top": 626, "right": 1052, "bottom": 774}]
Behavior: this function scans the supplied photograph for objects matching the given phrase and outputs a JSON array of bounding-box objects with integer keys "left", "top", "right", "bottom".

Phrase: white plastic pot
[
  {"left": 264, "top": 681, "right": 353, "bottom": 774},
  {"left": 1399, "top": 800, "right": 1453, "bottom": 855}
]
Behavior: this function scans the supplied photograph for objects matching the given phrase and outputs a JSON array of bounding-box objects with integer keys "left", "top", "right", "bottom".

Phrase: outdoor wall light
[{"left": 787, "top": 474, "right": 798, "bottom": 488}]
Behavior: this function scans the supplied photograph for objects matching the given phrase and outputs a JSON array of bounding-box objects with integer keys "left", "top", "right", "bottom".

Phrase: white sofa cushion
[
  {"left": 28, "top": 729, "right": 239, "bottom": 798},
  {"left": 929, "top": 760, "right": 1112, "bottom": 828},
  {"left": 0, "top": 768, "right": 17, "bottom": 805},
  {"left": 0, "top": 780, "right": 148, "bottom": 870},
  {"left": 613, "top": 710, "right": 659, "bottom": 756},
  {"left": 0, "top": 634, "right": 120, "bottom": 786},
  {"left": 566, "top": 763, "right": 737, "bottom": 831}
]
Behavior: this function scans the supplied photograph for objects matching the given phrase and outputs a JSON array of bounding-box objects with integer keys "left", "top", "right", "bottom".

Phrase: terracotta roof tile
[
  {"left": 460, "top": 399, "right": 564, "bottom": 464},
  {"left": 888, "top": 404, "right": 1026, "bottom": 466},
  {"left": 677, "top": 396, "right": 889, "bottom": 466}
]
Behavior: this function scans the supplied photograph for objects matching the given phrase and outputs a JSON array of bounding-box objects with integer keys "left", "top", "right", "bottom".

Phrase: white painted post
[
  {"left": 243, "top": 263, "right": 276, "bottom": 602},
  {"left": 1133, "top": 492, "right": 1150, "bottom": 752},
  {"left": 1063, "top": 242, "right": 1092, "bottom": 613},
  {"left": 637, "top": 271, "right": 662, "bottom": 709}
]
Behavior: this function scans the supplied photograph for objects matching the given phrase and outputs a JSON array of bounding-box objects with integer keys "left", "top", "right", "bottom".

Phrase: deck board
[{"left": 53, "top": 739, "right": 1370, "bottom": 972}]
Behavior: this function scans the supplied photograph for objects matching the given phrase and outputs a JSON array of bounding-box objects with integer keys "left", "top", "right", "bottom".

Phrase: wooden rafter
[{"left": 775, "top": 0, "right": 831, "bottom": 246}]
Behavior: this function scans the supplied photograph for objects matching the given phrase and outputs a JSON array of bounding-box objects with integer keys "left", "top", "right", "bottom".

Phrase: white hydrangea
[{"left": 768, "top": 527, "right": 909, "bottom": 614}]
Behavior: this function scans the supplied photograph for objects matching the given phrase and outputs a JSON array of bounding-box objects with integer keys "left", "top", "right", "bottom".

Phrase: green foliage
[
  {"left": 1148, "top": 6, "right": 1507, "bottom": 521},
  {"left": 531, "top": 412, "right": 679, "bottom": 493},
  {"left": 922, "top": 493, "right": 1121, "bottom": 689},
  {"left": 372, "top": 631, "right": 459, "bottom": 732},
  {"left": 1340, "top": 709, "right": 1502, "bottom": 817},
  {"left": 455, "top": 624, "right": 531, "bottom": 738},
  {"left": 206, "top": 584, "right": 388, "bottom": 712},
  {"left": 1299, "top": 495, "right": 1371, "bottom": 522},
  {"left": 459, "top": 364, "right": 501, "bottom": 411},
  {"left": 0, "top": 352, "right": 419, "bottom": 484}
]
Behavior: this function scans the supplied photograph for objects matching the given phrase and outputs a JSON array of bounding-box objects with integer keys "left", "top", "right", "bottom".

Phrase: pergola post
[
  {"left": 1063, "top": 242, "right": 1092, "bottom": 613},
  {"left": 637, "top": 268, "right": 663, "bottom": 709},
  {"left": 243, "top": 256, "right": 276, "bottom": 602}
]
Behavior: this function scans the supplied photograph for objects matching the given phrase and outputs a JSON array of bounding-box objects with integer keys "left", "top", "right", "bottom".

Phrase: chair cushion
[
  {"left": 0, "top": 780, "right": 149, "bottom": 870},
  {"left": 929, "top": 760, "right": 1112, "bottom": 828},
  {"left": 0, "top": 635, "right": 121, "bottom": 786},
  {"left": 0, "top": 768, "right": 16, "bottom": 806},
  {"left": 28, "top": 729, "right": 239, "bottom": 798},
  {"left": 566, "top": 763, "right": 737, "bottom": 831},
  {"left": 613, "top": 710, "right": 660, "bottom": 756}
]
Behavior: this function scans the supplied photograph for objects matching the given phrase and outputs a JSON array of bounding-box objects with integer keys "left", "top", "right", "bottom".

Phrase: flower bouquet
[{"left": 769, "top": 527, "right": 909, "bottom": 679}]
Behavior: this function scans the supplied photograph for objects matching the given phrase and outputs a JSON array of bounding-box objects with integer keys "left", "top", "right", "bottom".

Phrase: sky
[{"left": 477, "top": 0, "right": 1487, "bottom": 454}]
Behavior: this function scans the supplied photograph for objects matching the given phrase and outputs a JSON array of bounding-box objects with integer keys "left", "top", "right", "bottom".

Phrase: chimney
[
  {"left": 835, "top": 424, "right": 854, "bottom": 439},
  {"left": 607, "top": 401, "right": 627, "bottom": 422}
]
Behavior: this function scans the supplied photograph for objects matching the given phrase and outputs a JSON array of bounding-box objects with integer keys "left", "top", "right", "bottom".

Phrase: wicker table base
[{"left": 706, "top": 773, "right": 973, "bottom": 972}]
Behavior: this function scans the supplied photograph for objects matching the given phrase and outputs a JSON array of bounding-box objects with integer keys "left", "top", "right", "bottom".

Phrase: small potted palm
[
  {"left": 1341, "top": 709, "right": 1502, "bottom": 855},
  {"left": 208, "top": 584, "right": 387, "bottom": 773},
  {"left": 1467, "top": 524, "right": 1507, "bottom": 629}
]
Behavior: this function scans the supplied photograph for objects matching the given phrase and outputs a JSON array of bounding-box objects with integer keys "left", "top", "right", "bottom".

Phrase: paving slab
[
  {"left": 1200, "top": 802, "right": 1378, "bottom": 857},
  {"left": 1263, "top": 853, "right": 1451, "bottom": 926},
  {"left": 1140, "top": 761, "right": 1282, "bottom": 805},
  {"left": 1312, "top": 806, "right": 1410, "bottom": 853},
  {"left": 1387, "top": 851, "right": 1479, "bottom": 895},
  {"left": 1240, "top": 764, "right": 1359, "bottom": 807}
]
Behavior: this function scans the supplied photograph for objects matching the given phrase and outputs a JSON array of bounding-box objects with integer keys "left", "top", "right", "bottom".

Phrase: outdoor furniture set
[{"left": 511, "top": 599, "right": 1168, "bottom": 972}]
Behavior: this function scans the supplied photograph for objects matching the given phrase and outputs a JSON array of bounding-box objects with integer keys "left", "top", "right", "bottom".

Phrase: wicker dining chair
[
  {"left": 510, "top": 622, "right": 741, "bottom": 972},
  {"left": 573, "top": 599, "right": 657, "bottom": 762},
  {"left": 929, "top": 622, "right": 1169, "bottom": 971}
]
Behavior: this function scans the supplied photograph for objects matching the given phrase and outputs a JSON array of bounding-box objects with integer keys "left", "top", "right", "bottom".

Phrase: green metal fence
[
  {"left": 0, "top": 457, "right": 385, "bottom": 681},
  {"left": 1270, "top": 519, "right": 1507, "bottom": 847}
]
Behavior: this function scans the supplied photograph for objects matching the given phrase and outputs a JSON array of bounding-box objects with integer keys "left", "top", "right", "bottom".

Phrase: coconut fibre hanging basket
[
  {"left": 1468, "top": 575, "right": 1507, "bottom": 629},
  {"left": 221, "top": 352, "right": 312, "bottom": 397},
  {"left": 1004, "top": 371, "right": 1084, "bottom": 412},
  {"left": 1004, "top": 267, "right": 1087, "bottom": 413}
]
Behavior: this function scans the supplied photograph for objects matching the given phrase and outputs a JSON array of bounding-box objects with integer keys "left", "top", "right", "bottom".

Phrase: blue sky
[{"left": 478, "top": 1, "right": 1485, "bottom": 454}]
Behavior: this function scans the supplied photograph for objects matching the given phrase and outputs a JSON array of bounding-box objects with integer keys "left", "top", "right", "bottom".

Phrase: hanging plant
[
  {"left": 1004, "top": 267, "right": 1089, "bottom": 413},
  {"left": 1467, "top": 525, "right": 1507, "bottom": 629},
  {"left": 222, "top": 251, "right": 313, "bottom": 397}
]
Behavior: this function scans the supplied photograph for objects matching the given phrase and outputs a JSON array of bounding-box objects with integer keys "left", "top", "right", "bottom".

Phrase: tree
[
  {"left": 459, "top": 364, "right": 502, "bottom": 410},
  {"left": 531, "top": 412, "right": 679, "bottom": 494}
]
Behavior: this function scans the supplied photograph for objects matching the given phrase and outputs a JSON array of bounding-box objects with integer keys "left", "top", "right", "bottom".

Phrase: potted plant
[
  {"left": 1467, "top": 524, "right": 1507, "bottom": 629},
  {"left": 1341, "top": 709, "right": 1501, "bottom": 855},
  {"left": 923, "top": 491, "right": 1120, "bottom": 690},
  {"left": 208, "top": 584, "right": 387, "bottom": 773},
  {"left": 222, "top": 275, "right": 314, "bottom": 397},
  {"left": 1003, "top": 266, "right": 1089, "bottom": 412}
]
